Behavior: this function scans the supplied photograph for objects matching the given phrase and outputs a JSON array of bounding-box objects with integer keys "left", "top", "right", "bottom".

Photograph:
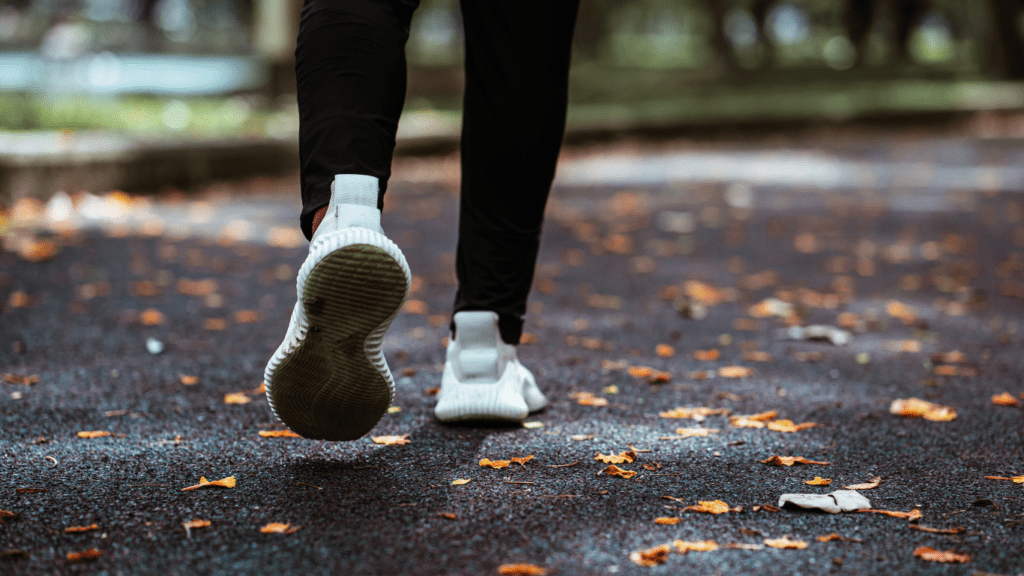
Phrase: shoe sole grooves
[{"left": 268, "top": 244, "right": 406, "bottom": 440}]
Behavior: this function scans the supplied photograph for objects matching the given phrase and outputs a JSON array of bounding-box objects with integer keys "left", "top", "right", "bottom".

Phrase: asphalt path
[{"left": 2, "top": 134, "right": 1023, "bottom": 575}]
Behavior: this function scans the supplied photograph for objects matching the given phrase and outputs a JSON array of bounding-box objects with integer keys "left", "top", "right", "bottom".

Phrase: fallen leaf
[
  {"left": 439, "top": 513, "right": 457, "bottom": 520},
  {"left": 66, "top": 549, "right": 102, "bottom": 562},
  {"left": 480, "top": 458, "right": 511, "bottom": 469},
  {"left": 933, "top": 365, "right": 977, "bottom": 377},
  {"left": 760, "top": 456, "right": 830, "bottom": 466},
  {"left": 139, "top": 308, "right": 165, "bottom": 326},
  {"left": 510, "top": 455, "right": 534, "bottom": 467},
  {"left": 233, "top": 310, "right": 261, "bottom": 323},
  {"left": 179, "top": 375, "right": 199, "bottom": 386},
  {"left": 766, "top": 419, "right": 817, "bottom": 432},
  {"left": 931, "top": 350, "right": 966, "bottom": 363},
  {"left": 764, "top": 536, "right": 807, "bottom": 549},
  {"left": 371, "top": 435, "right": 411, "bottom": 445},
  {"left": 0, "top": 509, "right": 19, "bottom": 523},
  {"left": 886, "top": 300, "right": 919, "bottom": 324},
  {"left": 224, "top": 392, "right": 251, "bottom": 404},
  {"left": 522, "top": 421, "right": 544, "bottom": 429},
  {"left": 692, "top": 349, "right": 720, "bottom": 361},
  {"left": 203, "top": 318, "right": 227, "bottom": 331},
  {"left": 595, "top": 451, "right": 637, "bottom": 464},
  {"left": 909, "top": 525, "right": 965, "bottom": 535},
  {"left": 77, "top": 431, "right": 112, "bottom": 438},
  {"left": 718, "top": 366, "right": 753, "bottom": 378},
  {"left": 729, "top": 410, "right": 779, "bottom": 428},
  {"left": 497, "top": 564, "right": 547, "bottom": 576},
  {"left": 984, "top": 475, "right": 1024, "bottom": 483},
  {"left": 655, "top": 344, "right": 675, "bottom": 357},
  {"left": 64, "top": 524, "right": 99, "bottom": 533},
  {"left": 260, "top": 522, "right": 300, "bottom": 534},
  {"left": 570, "top": 435, "right": 594, "bottom": 441},
  {"left": 742, "top": 351, "right": 773, "bottom": 362},
  {"left": 182, "top": 519, "right": 211, "bottom": 530},
  {"left": 816, "top": 533, "right": 862, "bottom": 543},
  {"left": 843, "top": 477, "right": 881, "bottom": 490},
  {"left": 0, "top": 549, "right": 29, "bottom": 559},
  {"left": 627, "top": 366, "right": 653, "bottom": 379},
  {"left": 859, "top": 509, "right": 922, "bottom": 520},
  {"left": 1, "top": 373, "right": 39, "bottom": 385},
  {"left": 673, "top": 427, "right": 718, "bottom": 438},
  {"left": 603, "top": 465, "right": 637, "bottom": 479},
  {"left": 682, "top": 500, "right": 737, "bottom": 514},
  {"left": 889, "top": 398, "right": 956, "bottom": 421},
  {"left": 724, "top": 543, "right": 763, "bottom": 550},
  {"left": 451, "top": 479, "right": 471, "bottom": 486},
  {"left": 259, "top": 430, "right": 302, "bottom": 438},
  {"left": 991, "top": 392, "right": 1019, "bottom": 406},
  {"left": 15, "top": 487, "right": 46, "bottom": 494},
  {"left": 655, "top": 517, "right": 681, "bottom": 525},
  {"left": 659, "top": 407, "right": 730, "bottom": 420},
  {"left": 673, "top": 540, "right": 718, "bottom": 553},
  {"left": 182, "top": 476, "right": 236, "bottom": 491},
  {"left": 805, "top": 477, "right": 832, "bottom": 486},
  {"left": 629, "top": 544, "right": 671, "bottom": 567},
  {"left": 574, "top": 392, "right": 609, "bottom": 407},
  {"left": 913, "top": 546, "right": 971, "bottom": 563}
]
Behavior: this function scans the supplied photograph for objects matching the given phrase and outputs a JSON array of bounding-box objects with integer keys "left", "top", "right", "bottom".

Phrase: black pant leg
[
  {"left": 453, "top": 0, "right": 580, "bottom": 344},
  {"left": 295, "top": 0, "right": 420, "bottom": 239}
]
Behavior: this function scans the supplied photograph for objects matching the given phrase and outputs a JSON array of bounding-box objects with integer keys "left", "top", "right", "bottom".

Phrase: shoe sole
[{"left": 267, "top": 241, "right": 408, "bottom": 440}]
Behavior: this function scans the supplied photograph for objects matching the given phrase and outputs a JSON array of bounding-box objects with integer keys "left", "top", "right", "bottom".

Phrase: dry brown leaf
[
  {"left": 629, "top": 544, "right": 671, "bottom": 567},
  {"left": 627, "top": 366, "right": 654, "bottom": 379},
  {"left": 480, "top": 458, "right": 511, "bottom": 469},
  {"left": 736, "top": 410, "right": 778, "bottom": 422},
  {"left": 401, "top": 299, "right": 428, "bottom": 314},
  {"left": 439, "top": 513, "right": 457, "bottom": 520},
  {"left": 673, "top": 427, "right": 718, "bottom": 437},
  {"left": 859, "top": 509, "right": 921, "bottom": 520},
  {"left": 603, "top": 465, "right": 637, "bottom": 479},
  {"left": 180, "top": 375, "right": 199, "bottom": 386},
  {"left": 497, "top": 564, "right": 548, "bottom": 576},
  {"left": 233, "top": 310, "right": 260, "bottom": 323},
  {"left": 730, "top": 411, "right": 778, "bottom": 428},
  {"left": 253, "top": 381, "right": 266, "bottom": 394},
  {"left": 574, "top": 392, "right": 609, "bottom": 407},
  {"left": 259, "top": 430, "right": 302, "bottom": 438},
  {"left": 451, "top": 478, "right": 471, "bottom": 486},
  {"left": 682, "top": 500, "right": 737, "bottom": 514},
  {"left": 224, "top": 392, "right": 251, "bottom": 405},
  {"left": 659, "top": 407, "right": 730, "bottom": 420},
  {"left": 655, "top": 344, "right": 675, "bottom": 358},
  {"left": 139, "top": 308, "right": 165, "bottom": 326},
  {"left": 984, "top": 475, "right": 1024, "bottom": 483},
  {"left": 692, "top": 349, "right": 721, "bottom": 361},
  {"left": 77, "top": 431, "right": 112, "bottom": 439},
  {"left": 66, "top": 548, "right": 102, "bottom": 562},
  {"left": 816, "top": 533, "right": 862, "bottom": 542},
  {"left": 718, "top": 366, "right": 753, "bottom": 378},
  {"left": 510, "top": 455, "right": 534, "bottom": 467},
  {"left": 372, "top": 435, "right": 411, "bottom": 445},
  {"left": 655, "top": 517, "right": 681, "bottom": 525},
  {"left": 889, "top": 398, "right": 956, "bottom": 421},
  {"left": 767, "top": 419, "right": 817, "bottom": 433},
  {"left": 760, "top": 456, "right": 830, "bottom": 466},
  {"left": 764, "top": 537, "right": 807, "bottom": 549},
  {"left": 991, "top": 392, "right": 1020, "bottom": 406},
  {"left": 933, "top": 365, "right": 977, "bottom": 377},
  {"left": 931, "top": 350, "right": 967, "bottom": 363},
  {"left": 595, "top": 451, "right": 637, "bottom": 464},
  {"left": 805, "top": 477, "right": 832, "bottom": 486},
  {"left": 177, "top": 278, "right": 219, "bottom": 296},
  {"left": 182, "top": 519, "right": 211, "bottom": 530},
  {"left": 182, "top": 476, "right": 236, "bottom": 491},
  {"left": 742, "top": 351, "right": 774, "bottom": 362},
  {"left": 645, "top": 369, "right": 672, "bottom": 384},
  {"left": 1, "top": 373, "right": 39, "bottom": 385},
  {"left": 725, "top": 543, "right": 763, "bottom": 550},
  {"left": 886, "top": 300, "right": 919, "bottom": 324},
  {"left": 913, "top": 546, "right": 971, "bottom": 563},
  {"left": 203, "top": 318, "right": 227, "bottom": 331},
  {"left": 260, "top": 522, "right": 300, "bottom": 534},
  {"left": 909, "top": 525, "right": 965, "bottom": 535},
  {"left": 0, "top": 509, "right": 19, "bottom": 523},
  {"left": 843, "top": 477, "right": 882, "bottom": 490},
  {"left": 64, "top": 524, "right": 99, "bottom": 533},
  {"left": 673, "top": 540, "right": 718, "bottom": 553}
]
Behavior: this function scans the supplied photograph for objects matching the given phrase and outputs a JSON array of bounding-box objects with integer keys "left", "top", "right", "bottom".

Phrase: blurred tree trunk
[
  {"left": 986, "top": 0, "right": 1024, "bottom": 79},
  {"left": 843, "top": 0, "right": 875, "bottom": 66},
  {"left": 255, "top": 0, "right": 302, "bottom": 98}
]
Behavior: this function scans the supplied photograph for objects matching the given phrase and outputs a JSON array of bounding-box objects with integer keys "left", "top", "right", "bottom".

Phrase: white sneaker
[
  {"left": 264, "top": 174, "right": 411, "bottom": 440},
  {"left": 434, "top": 310, "right": 547, "bottom": 422}
]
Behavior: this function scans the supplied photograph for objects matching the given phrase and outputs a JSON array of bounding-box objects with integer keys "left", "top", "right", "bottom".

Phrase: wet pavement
[{"left": 2, "top": 130, "right": 1023, "bottom": 575}]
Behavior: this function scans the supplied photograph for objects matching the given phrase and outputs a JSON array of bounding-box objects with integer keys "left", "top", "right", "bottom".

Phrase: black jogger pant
[{"left": 295, "top": 0, "right": 580, "bottom": 344}]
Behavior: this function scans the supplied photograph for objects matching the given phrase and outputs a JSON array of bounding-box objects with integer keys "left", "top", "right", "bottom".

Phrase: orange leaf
[
  {"left": 480, "top": 458, "right": 511, "bottom": 469},
  {"left": 767, "top": 419, "right": 817, "bottom": 433},
  {"left": 933, "top": 365, "right": 977, "bottom": 377},
  {"left": 764, "top": 537, "right": 807, "bottom": 549},
  {"left": 909, "top": 525, "right": 965, "bottom": 535},
  {"left": 139, "top": 308, "right": 165, "bottom": 326},
  {"left": 439, "top": 513, "right": 457, "bottom": 520},
  {"left": 451, "top": 478, "right": 471, "bottom": 486},
  {"left": 718, "top": 366, "right": 753, "bottom": 378},
  {"left": 260, "top": 522, "right": 300, "bottom": 534},
  {"left": 224, "top": 392, "right": 251, "bottom": 404},
  {"left": 655, "top": 517, "right": 680, "bottom": 525},
  {"left": 64, "top": 524, "right": 99, "bottom": 533},
  {"left": 805, "top": 477, "right": 832, "bottom": 486},
  {"left": 843, "top": 477, "right": 881, "bottom": 490},
  {"left": 742, "top": 351, "right": 773, "bottom": 362},
  {"left": 574, "top": 392, "right": 609, "bottom": 407},
  {"left": 673, "top": 540, "right": 718, "bottom": 553},
  {"left": 497, "top": 564, "right": 547, "bottom": 576},
  {"left": 233, "top": 310, "right": 261, "bottom": 323},
  {"left": 77, "top": 431, "right": 112, "bottom": 439},
  {"left": 816, "top": 533, "right": 861, "bottom": 542},
  {"left": 595, "top": 451, "right": 637, "bottom": 464},
  {"left": 734, "top": 410, "right": 777, "bottom": 422},
  {"left": 629, "top": 544, "right": 671, "bottom": 567},
  {"left": 655, "top": 344, "right": 675, "bottom": 358},
  {"left": 510, "top": 455, "right": 534, "bottom": 467},
  {"left": 67, "top": 548, "right": 102, "bottom": 562},
  {"left": 182, "top": 519, "right": 211, "bottom": 530},
  {"left": 259, "top": 430, "right": 301, "bottom": 438},
  {"left": 991, "top": 392, "right": 1019, "bottom": 406},
  {"left": 984, "top": 475, "right": 1024, "bottom": 483},
  {"left": 603, "top": 465, "right": 637, "bottom": 479},
  {"left": 182, "top": 475, "right": 236, "bottom": 491},
  {"left": 371, "top": 435, "right": 411, "bottom": 445},
  {"left": 913, "top": 546, "right": 971, "bottom": 563},
  {"left": 253, "top": 381, "right": 266, "bottom": 394},
  {"left": 692, "top": 349, "right": 720, "bottom": 361},
  {"left": 627, "top": 366, "right": 653, "bottom": 379},
  {"left": 1, "top": 373, "right": 39, "bottom": 385},
  {"left": 760, "top": 456, "right": 830, "bottom": 466},
  {"left": 659, "top": 407, "right": 730, "bottom": 420},
  {"left": 672, "top": 427, "right": 718, "bottom": 438},
  {"left": 860, "top": 509, "right": 921, "bottom": 520},
  {"left": 682, "top": 500, "right": 736, "bottom": 514},
  {"left": 180, "top": 375, "right": 199, "bottom": 386},
  {"left": 0, "top": 509, "right": 19, "bottom": 522},
  {"left": 889, "top": 398, "right": 956, "bottom": 421}
]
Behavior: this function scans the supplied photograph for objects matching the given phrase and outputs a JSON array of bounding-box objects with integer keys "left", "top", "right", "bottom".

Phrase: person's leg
[
  {"left": 435, "top": 0, "right": 579, "bottom": 423},
  {"left": 452, "top": 0, "right": 581, "bottom": 345},
  {"left": 295, "top": 0, "right": 419, "bottom": 239}
]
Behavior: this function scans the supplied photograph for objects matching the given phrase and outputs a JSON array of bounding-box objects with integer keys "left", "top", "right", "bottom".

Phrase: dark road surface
[{"left": 2, "top": 133, "right": 1023, "bottom": 575}]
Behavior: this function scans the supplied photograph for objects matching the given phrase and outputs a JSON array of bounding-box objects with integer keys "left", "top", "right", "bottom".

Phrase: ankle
[{"left": 310, "top": 206, "right": 329, "bottom": 236}]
